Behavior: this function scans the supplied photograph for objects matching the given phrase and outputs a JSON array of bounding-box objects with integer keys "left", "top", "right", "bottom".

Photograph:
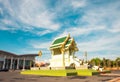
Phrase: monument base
[
  {"left": 50, "top": 67, "right": 66, "bottom": 70},
  {"left": 75, "top": 65, "right": 88, "bottom": 69}
]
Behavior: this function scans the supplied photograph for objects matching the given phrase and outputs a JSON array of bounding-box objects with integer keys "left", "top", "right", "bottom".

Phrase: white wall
[{"left": 50, "top": 54, "right": 63, "bottom": 67}]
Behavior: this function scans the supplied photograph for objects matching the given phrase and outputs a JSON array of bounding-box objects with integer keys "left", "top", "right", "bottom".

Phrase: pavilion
[{"left": 49, "top": 34, "right": 82, "bottom": 69}]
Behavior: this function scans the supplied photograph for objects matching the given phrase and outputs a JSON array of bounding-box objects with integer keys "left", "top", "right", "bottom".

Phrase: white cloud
[
  {"left": 64, "top": 27, "right": 92, "bottom": 37},
  {"left": 18, "top": 0, "right": 60, "bottom": 31},
  {"left": 71, "top": 0, "right": 87, "bottom": 8},
  {"left": 0, "top": 0, "right": 15, "bottom": 16},
  {"left": 19, "top": 10, "right": 60, "bottom": 31},
  {"left": 78, "top": 34, "right": 120, "bottom": 52},
  {"left": 0, "top": 26, "right": 9, "bottom": 30},
  {"left": 36, "top": 30, "right": 51, "bottom": 36},
  {"left": 57, "top": 25, "right": 106, "bottom": 38},
  {"left": 0, "top": 18, "right": 20, "bottom": 31},
  {"left": 109, "top": 20, "right": 120, "bottom": 33},
  {"left": 78, "top": 1, "right": 120, "bottom": 33},
  {"left": 29, "top": 41, "right": 51, "bottom": 49},
  {"left": 0, "top": 0, "right": 60, "bottom": 35},
  {"left": 0, "top": 7, "right": 3, "bottom": 15},
  {"left": 19, "top": 45, "right": 51, "bottom": 54},
  {"left": 1, "top": 19, "right": 19, "bottom": 27},
  {"left": 0, "top": 25, "right": 18, "bottom": 31}
]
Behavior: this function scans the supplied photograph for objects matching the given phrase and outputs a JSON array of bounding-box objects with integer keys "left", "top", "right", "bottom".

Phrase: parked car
[{"left": 92, "top": 66, "right": 104, "bottom": 71}]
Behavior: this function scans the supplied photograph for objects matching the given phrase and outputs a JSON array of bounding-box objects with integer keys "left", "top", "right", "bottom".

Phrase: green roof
[
  {"left": 50, "top": 35, "right": 78, "bottom": 51},
  {"left": 52, "top": 36, "right": 67, "bottom": 45},
  {"left": 66, "top": 39, "right": 72, "bottom": 45}
]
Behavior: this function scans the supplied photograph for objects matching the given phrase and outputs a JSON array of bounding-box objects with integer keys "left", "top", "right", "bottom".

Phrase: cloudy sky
[{"left": 0, "top": 0, "right": 120, "bottom": 60}]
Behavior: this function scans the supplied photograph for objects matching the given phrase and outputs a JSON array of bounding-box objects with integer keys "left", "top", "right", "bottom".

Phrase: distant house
[{"left": 49, "top": 34, "right": 82, "bottom": 69}]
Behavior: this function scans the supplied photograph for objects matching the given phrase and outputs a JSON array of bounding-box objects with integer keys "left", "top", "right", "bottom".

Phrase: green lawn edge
[
  {"left": 76, "top": 69, "right": 99, "bottom": 76},
  {"left": 21, "top": 69, "right": 110, "bottom": 76}
]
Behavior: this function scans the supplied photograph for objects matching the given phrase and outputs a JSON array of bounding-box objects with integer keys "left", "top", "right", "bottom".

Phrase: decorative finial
[
  {"left": 38, "top": 50, "right": 42, "bottom": 57},
  {"left": 68, "top": 33, "right": 70, "bottom": 37}
]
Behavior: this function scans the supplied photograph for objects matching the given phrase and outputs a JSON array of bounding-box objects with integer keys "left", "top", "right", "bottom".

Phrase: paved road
[{"left": 0, "top": 70, "right": 120, "bottom": 82}]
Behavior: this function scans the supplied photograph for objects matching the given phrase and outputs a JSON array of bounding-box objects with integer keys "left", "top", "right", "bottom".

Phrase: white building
[{"left": 0, "top": 50, "right": 37, "bottom": 70}]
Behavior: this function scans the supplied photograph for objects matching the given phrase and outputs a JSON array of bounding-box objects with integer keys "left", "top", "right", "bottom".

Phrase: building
[
  {"left": 0, "top": 50, "right": 37, "bottom": 70},
  {"left": 49, "top": 34, "right": 82, "bottom": 69}
]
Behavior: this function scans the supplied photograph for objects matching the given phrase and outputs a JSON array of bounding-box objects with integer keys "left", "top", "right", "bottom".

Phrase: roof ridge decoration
[
  {"left": 60, "top": 34, "right": 70, "bottom": 52},
  {"left": 67, "top": 38, "right": 74, "bottom": 49}
]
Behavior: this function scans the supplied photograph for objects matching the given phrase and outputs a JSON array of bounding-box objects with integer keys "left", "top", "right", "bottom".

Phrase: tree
[
  {"left": 106, "top": 59, "right": 111, "bottom": 68},
  {"left": 115, "top": 57, "right": 120, "bottom": 69},
  {"left": 102, "top": 58, "right": 106, "bottom": 68},
  {"left": 90, "top": 57, "right": 120, "bottom": 70},
  {"left": 91, "top": 58, "right": 96, "bottom": 66},
  {"left": 95, "top": 58, "right": 102, "bottom": 66},
  {"left": 90, "top": 58, "right": 101, "bottom": 66}
]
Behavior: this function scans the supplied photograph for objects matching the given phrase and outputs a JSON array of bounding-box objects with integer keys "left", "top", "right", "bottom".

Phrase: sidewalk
[
  {"left": 100, "top": 73, "right": 120, "bottom": 77},
  {"left": 100, "top": 73, "right": 120, "bottom": 82},
  {"left": 108, "top": 77, "right": 120, "bottom": 82}
]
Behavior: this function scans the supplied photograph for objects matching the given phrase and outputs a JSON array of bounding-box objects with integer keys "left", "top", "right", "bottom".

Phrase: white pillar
[
  {"left": 2, "top": 56, "right": 6, "bottom": 69},
  {"left": 29, "top": 59, "right": 32, "bottom": 69},
  {"left": 10, "top": 57, "right": 13, "bottom": 69},
  {"left": 61, "top": 49, "right": 65, "bottom": 67},
  {"left": 34, "top": 59, "right": 35, "bottom": 67},
  {"left": 29, "top": 60, "right": 31, "bottom": 68},
  {"left": 51, "top": 50, "right": 54, "bottom": 58},
  {"left": 6, "top": 59, "right": 9, "bottom": 69},
  {"left": 68, "top": 50, "right": 70, "bottom": 64},
  {"left": 22, "top": 58, "right": 25, "bottom": 70},
  {"left": 17, "top": 58, "right": 19, "bottom": 70}
]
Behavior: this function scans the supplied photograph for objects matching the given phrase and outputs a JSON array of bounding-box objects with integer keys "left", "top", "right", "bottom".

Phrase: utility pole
[{"left": 85, "top": 51, "right": 87, "bottom": 63}]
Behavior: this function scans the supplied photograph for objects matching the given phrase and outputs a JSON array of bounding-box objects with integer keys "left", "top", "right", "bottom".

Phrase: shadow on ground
[{"left": 67, "top": 76, "right": 87, "bottom": 79}]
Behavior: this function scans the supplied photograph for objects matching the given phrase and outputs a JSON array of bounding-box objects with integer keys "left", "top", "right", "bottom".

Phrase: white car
[{"left": 92, "top": 66, "right": 104, "bottom": 71}]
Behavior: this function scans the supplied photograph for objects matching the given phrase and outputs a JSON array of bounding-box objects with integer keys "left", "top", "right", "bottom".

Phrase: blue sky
[{"left": 0, "top": 0, "right": 120, "bottom": 60}]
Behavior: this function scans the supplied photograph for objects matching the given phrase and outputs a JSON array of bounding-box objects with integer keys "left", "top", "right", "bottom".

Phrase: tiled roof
[
  {"left": 50, "top": 36, "right": 72, "bottom": 49},
  {"left": 50, "top": 34, "right": 78, "bottom": 51},
  {"left": 0, "top": 50, "right": 17, "bottom": 57},
  {"left": 52, "top": 36, "right": 67, "bottom": 45},
  {"left": 0, "top": 50, "right": 37, "bottom": 57},
  {"left": 50, "top": 36, "right": 67, "bottom": 49}
]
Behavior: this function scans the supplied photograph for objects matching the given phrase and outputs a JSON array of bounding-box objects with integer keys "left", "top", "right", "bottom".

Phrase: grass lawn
[
  {"left": 21, "top": 69, "right": 104, "bottom": 76},
  {"left": 21, "top": 70, "right": 77, "bottom": 76},
  {"left": 21, "top": 69, "right": 111, "bottom": 76},
  {"left": 76, "top": 69, "right": 99, "bottom": 76}
]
